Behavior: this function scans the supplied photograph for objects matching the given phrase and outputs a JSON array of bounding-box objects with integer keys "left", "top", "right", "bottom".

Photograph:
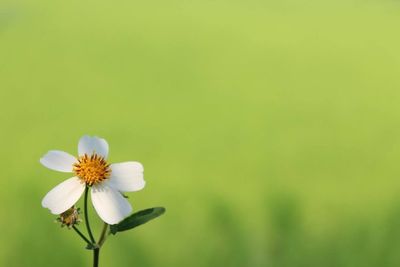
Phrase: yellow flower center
[{"left": 73, "top": 154, "right": 111, "bottom": 186}]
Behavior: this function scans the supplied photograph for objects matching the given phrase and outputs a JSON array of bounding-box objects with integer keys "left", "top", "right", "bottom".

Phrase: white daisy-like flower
[{"left": 40, "top": 135, "right": 145, "bottom": 224}]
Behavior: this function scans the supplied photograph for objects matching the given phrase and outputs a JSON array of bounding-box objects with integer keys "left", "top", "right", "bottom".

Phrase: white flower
[{"left": 40, "top": 135, "right": 145, "bottom": 224}]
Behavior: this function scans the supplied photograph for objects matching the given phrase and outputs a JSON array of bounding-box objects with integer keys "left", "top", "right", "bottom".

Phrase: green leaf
[{"left": 110, "top": 207, "right": 166, "bottom": 235}]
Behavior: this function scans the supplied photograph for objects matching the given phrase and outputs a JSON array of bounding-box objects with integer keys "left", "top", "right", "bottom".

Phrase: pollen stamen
[{"left": 73, "top": 154, "right": 111, "bottom": 186}]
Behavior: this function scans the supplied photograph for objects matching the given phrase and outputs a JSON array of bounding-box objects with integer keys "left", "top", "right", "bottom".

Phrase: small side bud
[{"left": 56, "top": 206, "right": 81, "bottom": 228}]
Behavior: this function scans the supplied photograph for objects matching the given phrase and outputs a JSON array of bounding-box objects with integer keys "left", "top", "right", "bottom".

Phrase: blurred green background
[{"left": 1, "top": 0, "right": 400, "bottom": 266}]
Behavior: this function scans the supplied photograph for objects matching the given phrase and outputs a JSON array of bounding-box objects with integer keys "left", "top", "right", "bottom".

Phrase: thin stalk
[
  {"left": 93, "top": 248, "right": 100, "bottom": 267},
  {"left": 92, "top": 223, "right": 108, "bottom": 267},
  {"left": 98, "top": 223, "right": 109, "bottom": 247},
  {"left": 84, "top": 186, "right": 101, "bottom": 266},
  {"left": 84, "top": 186, "right": 96, "bottom": 244},
  {"left": 72, "top": 226, "right": 92, "bottom": 245}
]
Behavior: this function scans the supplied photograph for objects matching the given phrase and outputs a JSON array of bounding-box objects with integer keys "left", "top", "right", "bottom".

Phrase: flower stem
[
  {"left": 98, "top": 223, "right": 109, "bottom": 247},
  {"left": 72, "top": 226, "right": 92, "bottom": 245},
  {"left": 93, "top": 248, "right": 100, "bottom": 267},
  {"left": 84, "top": 186, "right": 101, "bottom": 266},
  {"left": 84, "top": 186, "right": 96, "bottom": 244}
]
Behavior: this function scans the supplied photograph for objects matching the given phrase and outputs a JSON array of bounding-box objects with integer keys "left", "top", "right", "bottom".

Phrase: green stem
[
  {"left": 92, "top": 224, "right": 108, "bottom": 267},
  {"left": 84, "top": 186, "right": 100, "bottom": 266},
  {"left": 98, "top": 223, "right": 109, "bottom": 247},
  {"left": 84, "top": 187, "right": 96, "bottom": 244},
  {"left": 93, "top": 248, "right": 100, "bottom": 267},
  {"left": 72, "top": 226, "right": 91, "bottom": 245}
]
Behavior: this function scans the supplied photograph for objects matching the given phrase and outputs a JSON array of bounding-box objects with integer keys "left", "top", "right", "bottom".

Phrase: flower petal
[
  {"left": 78, "top": 135, "right": 109, "bottom": 158},
  {"left": 40, "top": 150, "right": 77, "bottom": 172},
  {"left": 107, "top": 162, "right": 145, "bottom": 192},
  {"left": 91, "top": 184, "right": 132, "bottom": 224},
  {"left": 41, "top": 177, "right": 85, "bottom": 214}
]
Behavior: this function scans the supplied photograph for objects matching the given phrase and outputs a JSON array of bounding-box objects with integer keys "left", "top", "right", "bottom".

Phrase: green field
[{"left": 1, "top": 0, "right": 400, "bottom": 266}]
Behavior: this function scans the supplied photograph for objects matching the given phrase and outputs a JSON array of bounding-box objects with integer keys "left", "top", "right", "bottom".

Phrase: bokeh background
[{"left": 1, "top": 0, "right": 400, "bottom": 266}]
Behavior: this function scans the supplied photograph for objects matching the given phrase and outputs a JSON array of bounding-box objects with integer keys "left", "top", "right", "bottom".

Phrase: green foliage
[{"left": 110, "top": 207, "right": 166, "bottom": 235}]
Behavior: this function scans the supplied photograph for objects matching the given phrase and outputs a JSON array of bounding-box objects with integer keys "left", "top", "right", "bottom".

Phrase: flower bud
[{"left": 56, "top": 206, "right": 81, "bottom": 228}]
